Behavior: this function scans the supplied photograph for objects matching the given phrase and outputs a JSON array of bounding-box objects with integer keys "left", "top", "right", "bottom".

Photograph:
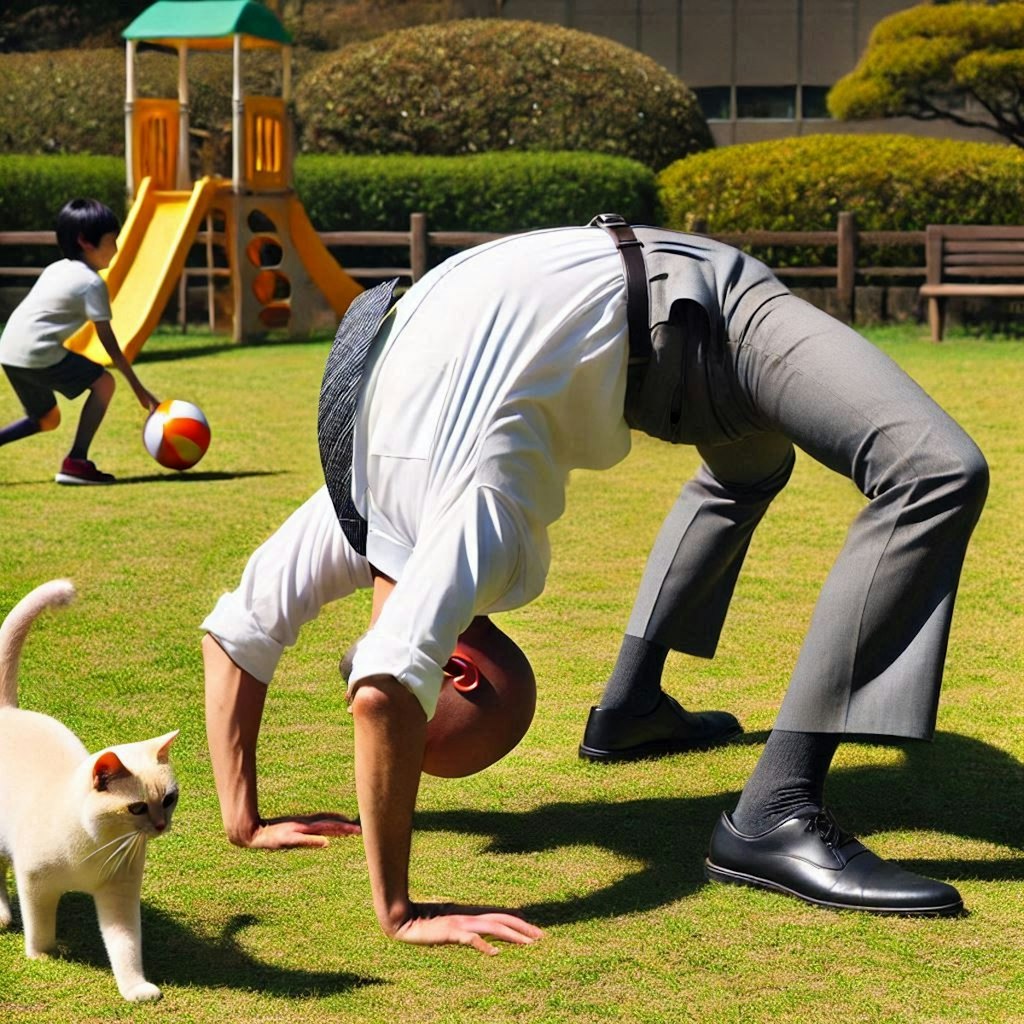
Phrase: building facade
[{"left": 466, "top": 0, "right": 996, "bottom": 147}]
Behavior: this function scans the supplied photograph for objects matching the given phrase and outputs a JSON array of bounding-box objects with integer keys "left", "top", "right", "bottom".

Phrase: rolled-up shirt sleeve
[
  {"left": 349, "top": 482, "right": 540, "bottom": 720},
  {"left": 202, "top": 486, "right": 373, "bottom": 683}
]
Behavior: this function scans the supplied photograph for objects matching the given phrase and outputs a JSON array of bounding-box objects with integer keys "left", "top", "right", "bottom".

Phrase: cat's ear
[
  {"left": 151, "top": 730, "right": 179, "bottom": 763},
  {"left": 92, "top": 750, "right": 130, "bottom": 791}
]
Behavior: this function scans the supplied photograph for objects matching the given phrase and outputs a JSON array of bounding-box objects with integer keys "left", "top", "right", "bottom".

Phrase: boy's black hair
[{"left": 55, "top": 198, "right": 120, "bottom": 261}]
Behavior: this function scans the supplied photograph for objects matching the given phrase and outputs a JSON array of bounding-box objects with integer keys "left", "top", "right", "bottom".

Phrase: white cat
[{"left": 0, "top": 579, "right": 179, "bottom": 1003}]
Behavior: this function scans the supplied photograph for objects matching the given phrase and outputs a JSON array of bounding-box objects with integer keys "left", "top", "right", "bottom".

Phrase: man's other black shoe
[
  {"left": 578, "top": 693, "right": 742, "bottom": 762},
  {"left": 704, "top": 809, "right": 964, "bottom": 916}
]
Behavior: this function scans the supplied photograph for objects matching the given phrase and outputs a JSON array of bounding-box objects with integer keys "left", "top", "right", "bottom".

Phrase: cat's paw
[
  {"left": 122, "top": 981, "right": 162, "bottom": 1003},
  {"left": 0, "top": 904, "right": 12, "bottom": 928},
  {"left": 25, "top": 946, "right": 53, "bottom": 960}
]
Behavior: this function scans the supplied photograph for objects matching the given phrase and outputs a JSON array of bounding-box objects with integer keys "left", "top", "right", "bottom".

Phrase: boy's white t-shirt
[{"left": 0, "top": 258, "right": 112, "bottom": 368}]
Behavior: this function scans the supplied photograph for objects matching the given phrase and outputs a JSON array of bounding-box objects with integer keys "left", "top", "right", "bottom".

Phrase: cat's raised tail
[{"left": 0, "top": 579, "right": 76, "bottom": 708}]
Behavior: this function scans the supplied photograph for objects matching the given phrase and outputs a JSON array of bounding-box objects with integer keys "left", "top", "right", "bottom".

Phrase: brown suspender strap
[{"left": 589, "top": 213, "right": 652, "bottom": 361}]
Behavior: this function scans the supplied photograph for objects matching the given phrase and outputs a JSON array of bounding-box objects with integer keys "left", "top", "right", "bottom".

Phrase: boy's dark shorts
[{"left": 3, "top": 351, "right": 105, "bottom": 419}]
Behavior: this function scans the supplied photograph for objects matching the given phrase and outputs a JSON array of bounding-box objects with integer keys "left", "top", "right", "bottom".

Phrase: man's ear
[{"left": 92, "top": 750, "right": 130, "bottom": 791}]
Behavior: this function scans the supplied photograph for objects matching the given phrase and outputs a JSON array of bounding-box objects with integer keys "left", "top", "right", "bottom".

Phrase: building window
[
  {"left": 736, "top": 85, "right": 796, "bottom": 120},
  {"left": 802, "top": 85, "right": 832, "bottom": 119},
  {"left": 693, "top": 86, "right": 732, "bottom": 120}
]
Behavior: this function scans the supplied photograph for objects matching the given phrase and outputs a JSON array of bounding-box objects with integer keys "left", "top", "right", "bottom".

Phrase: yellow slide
[
  {"left": 287, "top": 196, "right": 363, "bottom": 317},
  {"left": 66, "top": 176, "right": 221, "bottom": 365}
]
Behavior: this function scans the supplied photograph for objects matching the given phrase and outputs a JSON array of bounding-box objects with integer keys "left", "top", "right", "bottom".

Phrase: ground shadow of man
[{"left": 416, "top": 731, "right": 1024, "bottom": 926}]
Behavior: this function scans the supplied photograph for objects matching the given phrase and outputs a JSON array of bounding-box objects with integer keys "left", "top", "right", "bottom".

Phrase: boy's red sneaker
[{"left": 55, "top": 457, "right": 116, "bottom": 485}]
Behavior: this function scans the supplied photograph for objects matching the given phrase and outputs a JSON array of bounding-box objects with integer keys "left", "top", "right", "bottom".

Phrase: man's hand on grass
[
  {"left": 392, "top": 903, "right": 544, "bottom": 955},
  {"left": 240, "top": 813, "right": 362, "bottom": 849}
]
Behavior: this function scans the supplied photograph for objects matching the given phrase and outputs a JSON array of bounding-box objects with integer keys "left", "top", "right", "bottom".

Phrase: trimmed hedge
[
  {"left": 658, "top": 133, "right": 1024, "bottom": 266},
  {"left": 0, "top": 150, "right": 655, "bottom": 281},
  {"left": 0, "top": 154, "right": 125, "bottom": 272},
  {"left": 294, "top": 151, "right": 657, "bottom": 232},
  {"left": 0, "top": 154, "right": 126, "bottom": 229},
  {"left": 659, "top": 133, "right": 1024, "bottom": 231},
  {"left": 0, "top": 150, "right": 656, "bottom": 232},
  {"left": 297, "top": 19, "right": 711, "bottom": 170}
]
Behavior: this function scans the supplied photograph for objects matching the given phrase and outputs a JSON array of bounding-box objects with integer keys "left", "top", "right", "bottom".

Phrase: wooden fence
[{"left": 1, "top": 211, "right": 927, "bottom": 325}]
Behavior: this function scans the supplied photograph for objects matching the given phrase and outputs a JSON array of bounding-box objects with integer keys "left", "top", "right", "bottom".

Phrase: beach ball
[{"left": 143, "top": 399, "right": 211, "bottom": 470}]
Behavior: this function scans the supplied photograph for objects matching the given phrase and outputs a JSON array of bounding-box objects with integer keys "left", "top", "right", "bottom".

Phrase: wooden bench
[{"left": 920, "top": 224, "right": 1024, "bottom": 340}]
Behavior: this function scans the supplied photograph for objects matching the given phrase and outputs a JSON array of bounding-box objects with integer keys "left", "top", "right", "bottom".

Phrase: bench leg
[{"left": 927, "top": 296, "right": 946, "bottom": 342}]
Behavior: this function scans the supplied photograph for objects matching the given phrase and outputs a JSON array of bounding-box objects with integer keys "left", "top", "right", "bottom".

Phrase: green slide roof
[{"left": 123, "top": 1, "right": 292, "bottom": 49}]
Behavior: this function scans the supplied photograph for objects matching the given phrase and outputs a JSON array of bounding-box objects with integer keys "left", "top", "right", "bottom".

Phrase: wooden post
[
  {"left": 176, "top": 43, "right": 191, "bottom": 190},
  {"left": 206, "top": 211, "right": 217, "bottom": 332},
  {"left": 924, "top": 224, "right": 945, "bottom": 341},
  {"left": 177, "top": 274, "right": 187, "bottom": 331},
  {"left": 124, "top": 40, "right": 136, "bottom": 200},
  {"left": 282, "top": 45, "right": 293, "bottom": 105},
  {"left": 282, "top": 45, "right": 294, "bottom": 190},
  {"left": 837, "top": 210, "right": 856, "bottom": 323},
  {"left": 232, "top": 34, "right": 243, "bottom": 191},
  {"left": 410, "top": 212, "right": 427, "bottom": 282}
]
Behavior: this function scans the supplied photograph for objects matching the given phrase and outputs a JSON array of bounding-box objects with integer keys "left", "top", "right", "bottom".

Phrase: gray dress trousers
[{"left": 621, "top": 229, "right": 988, "bottom": 741}]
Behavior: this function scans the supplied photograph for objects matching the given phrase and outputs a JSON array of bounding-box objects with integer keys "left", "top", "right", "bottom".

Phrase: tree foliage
[{"left": 828, "top": 1, "right": 1024, "bottom": 147}]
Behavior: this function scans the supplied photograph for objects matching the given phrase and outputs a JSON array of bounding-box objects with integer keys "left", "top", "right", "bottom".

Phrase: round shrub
[
  {"left": 0, "top": 47, "right": 290, "bottom": 156},
  {"left": 658, "top": 133, "right": 1024, "bottom": 232},
  {"left": 297, "top": 19, "right": 712, "bottom": 170}
]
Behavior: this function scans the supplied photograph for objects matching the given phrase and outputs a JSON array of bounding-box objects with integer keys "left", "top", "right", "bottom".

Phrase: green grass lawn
[{"left": 0, "top": 323, "right": 1021, "bottom": 1023}]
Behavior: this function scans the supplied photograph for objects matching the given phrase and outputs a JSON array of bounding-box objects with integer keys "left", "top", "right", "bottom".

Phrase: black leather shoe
[
  {"left": 578, "top": 693, "right": 742, "bottom": 762},
  {"left": 705, "top": 809, "right": 964, "bottom": 916}
]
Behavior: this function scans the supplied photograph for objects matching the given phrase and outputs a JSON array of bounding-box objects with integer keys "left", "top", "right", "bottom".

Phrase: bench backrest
[{"left": 926, "top": 224, "right": 1024, "bottom": 285}]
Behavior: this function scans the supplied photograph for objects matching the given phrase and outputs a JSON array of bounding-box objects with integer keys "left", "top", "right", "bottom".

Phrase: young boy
[{"left": 0, "top": 198, "right": 158, "bottom": 484}]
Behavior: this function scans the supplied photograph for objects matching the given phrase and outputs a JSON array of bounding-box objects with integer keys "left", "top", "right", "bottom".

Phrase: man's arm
[
  {"left": 351, "top": 672, "right": 543, "bottom": 953},
  {"left": 203, "top": 633, "right": 360, "bottom": 848},
  {"left": 94, "top": 320, "right": 158, "bottom": 411}
]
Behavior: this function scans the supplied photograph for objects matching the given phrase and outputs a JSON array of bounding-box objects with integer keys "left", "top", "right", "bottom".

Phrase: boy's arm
[
  {"left": 203, "top": 633, "right": 361, "bottom": 848},
  {"left": 94, "top": 320, "right": 158, "bottom": 411},
  {"left": 351, "top": 674, "right": 543, "bottom": 953}
]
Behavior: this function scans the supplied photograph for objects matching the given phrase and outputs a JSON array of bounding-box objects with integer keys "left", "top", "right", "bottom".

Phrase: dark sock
[
  {"left": 0, "top": 417, "right": 41, "bottom": 447},
  {"left": 732, "top": 729, "right": 840, "bottom": 835},
  {"left": 597, "top": 635, "right": 668, "bottom": 715}
]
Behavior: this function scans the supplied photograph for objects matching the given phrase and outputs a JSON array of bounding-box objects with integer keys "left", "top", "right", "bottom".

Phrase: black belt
[{"left": 589, "top": 213, "right": 651, "bottom": 362}]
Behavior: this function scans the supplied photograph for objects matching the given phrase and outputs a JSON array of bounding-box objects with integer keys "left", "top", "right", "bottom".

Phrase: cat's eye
[
  {"left": 127, "top": 802, "right": 148, "bottom": 815},
  {"left": 162, "top": 791, "right": 178, "bottom": 808}
]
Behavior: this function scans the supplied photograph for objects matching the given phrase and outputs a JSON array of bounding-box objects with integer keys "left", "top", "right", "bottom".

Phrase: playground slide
[
  {"left": 287, "top": 197, "right": 363, "bottom": 317},
  {"left": 66, "top": 176, "right": 220, "bottom": 365}
]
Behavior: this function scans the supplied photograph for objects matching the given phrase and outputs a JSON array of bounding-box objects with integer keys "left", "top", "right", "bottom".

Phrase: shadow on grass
[
  {"left": 135, "top": 340, "right": 240, "bottom": 364},
  {"left": 0, "top": 470, "right": 286, "bottom": 487},
  {"left": 112, "top": 469, "right": 287, "bottom": 485},
  {"left": 136, "top": 334, "right": 333, "bottom": 364},
  {"left": 50, "top": 900, "right": 381, "bottom": 996},
  {"left": 416, "top": 730, "right": 1024, "bottom": 927}
]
